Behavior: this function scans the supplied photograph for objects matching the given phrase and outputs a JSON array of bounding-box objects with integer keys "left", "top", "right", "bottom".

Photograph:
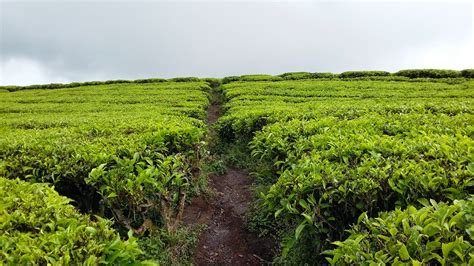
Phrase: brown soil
[
  {"left": 207, "top": 103, "right": 220, "bottom": 125},
  {"left": 183, "top": 102, "right": 276, "bottom": 265},
  {"left": 183, "top": 169, "right": 275, "bottom": 265}
]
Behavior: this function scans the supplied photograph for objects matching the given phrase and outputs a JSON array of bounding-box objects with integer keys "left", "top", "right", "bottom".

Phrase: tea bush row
[
  {"left": 0, "top": 178, "right": 152, "bottom": 265},
  {"left": 218, "top": 78, "right": 474, "bottom": 263},
  {"left": 0, "top": 82, "right": 210, "bottom": 263}
]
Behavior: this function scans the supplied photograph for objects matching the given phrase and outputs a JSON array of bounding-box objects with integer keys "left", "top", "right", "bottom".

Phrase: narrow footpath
[{"left": 183, "top": 102, "right": 275, "bottom": 265}]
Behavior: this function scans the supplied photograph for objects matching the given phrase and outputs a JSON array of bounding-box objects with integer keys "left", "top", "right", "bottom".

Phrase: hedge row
[
  {"left": 340, "top": 70, "right": 391, "bottom": 78},
  {"left": 0, "top": 177, "right": 151, "bottom": 265},
  {"left": 394, "top": 69, "right": 462, "bottom": 79},
  {"left": 0, "top": 77, "right": 211, "bottom": 92},
  {"left": 222, "top": 74, "right": 284, "bottom": 84},
  {"left": 3, "top": 69, "right": 473, "bottom": 91},
  {"left": 278, "top": 72, "right": 337, "bottom": 80},
  {"left": 220, "top": 69, "right": 474, "bottom": 84}
]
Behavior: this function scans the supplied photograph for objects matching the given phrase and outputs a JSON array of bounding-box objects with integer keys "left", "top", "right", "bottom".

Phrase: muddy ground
[
  {"left": 183, "top": 168, "right": 275, "bottom": 265},
  {"left": 183, "top": 103, "right": 276, "bottom": 265}
]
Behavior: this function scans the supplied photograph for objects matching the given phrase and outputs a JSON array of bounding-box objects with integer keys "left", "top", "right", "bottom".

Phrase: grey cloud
[{"left": 0, "top": 1, "right": 472, "bottom": 85}]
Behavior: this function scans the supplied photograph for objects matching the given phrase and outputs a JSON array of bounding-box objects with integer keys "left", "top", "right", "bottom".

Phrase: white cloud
[
  {"left": 0, "top": 57, "right": 69, "bottom": 86},
  {"left": 412, "top": 40, "right": 474, "bottom": 70},
  {"left": 1, "top": 1, "right": 472, "bottom": 83}
]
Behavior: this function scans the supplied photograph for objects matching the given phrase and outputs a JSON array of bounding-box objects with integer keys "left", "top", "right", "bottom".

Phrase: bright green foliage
[
  {"left": 252, "top": 114, "right": 473, "bottom": 259},
  {"left": 0, "top": 177, "right": 147, "bottom": 265},
  {"left": 325, "top": 197, "right": 474, "bottom": 265},
  {"left": 86, "top": 152, "right": 195, "bottom": 233},
  {"left": 395, "top": 69, "right": 462, "bottom": 79},
  {"left": 2, "top": 73, "right": 474, "bottom": 264},
  {"left": 216, "top": 79, "right": 474, "bottom": 140},
  {"left": 0, "top": 82, "right": 209, "bottom": 234},
  {"left": 219, "top": 78, "right": 474, "bottom": 263}
]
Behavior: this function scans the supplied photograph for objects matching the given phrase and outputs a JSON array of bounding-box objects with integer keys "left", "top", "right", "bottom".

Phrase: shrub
[
  {"left": 279, "top": 72, "right": 313, "bottom": 80},
  {"left": 104, "top": 79, "right": 130, "bottom": 84},
  {"left": 42, "top": 83, "right": 65, "bottom": 89},
  {"left": 2, "top": 86, "right": 20, "bottom": 92},
  {"left": 325, "top": 197, "right": 474, "bottom": 265},
  {"left": 201, "top": 77, "right": 222, "bottom": 88},
  {"left": 395, "top": 69, "right": 461, "bottom": 79},
  {"left": 349, "top": 75, "right": 410, "bottom": 82},
  {"left": 0, "top": 177, "right": 147, "bottom": 265},
  {"left": 461, "top": 69, "right": 474, "bottom": 78},
  {"left": 340, "top": 71, "right": 390, "bottom": 78},
  {"left": 222, "top": 76, "right": 241, "bottom": 84},
  {"left": 133, "top": 78, "right": 167, "bottom": 83},
  {"left": 250, "top": 114, "right": 473, "bottom": 262},
  {"left": 82, "top": 81, "right": 105, "bottom": 86},
  {"left": 64, "top": 82, "right": 82, "bottom": 88},
  {"left": 168, "top": 77, "right": 201, "bottom": 82},
  {"left": 311, "top": 72, "right": 337, "bottom": 79},
  {"left": 240, "top": 74, "right": 283, "bottom": 82},
  {"left": 86, "top": 152, "right": 195, "bottom": 234},
  {"left": 279, "top": 72, "right": 338, "bottom": 80},
  {"left": 221, "top": 74, "right": 284, "bottom": 84},
  {"left": 0, "top": 77, "right": 202, "bottom": 92}
]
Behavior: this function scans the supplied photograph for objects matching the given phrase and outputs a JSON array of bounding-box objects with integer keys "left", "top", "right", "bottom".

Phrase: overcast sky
[{"left": 0, "top": 0, "right": 472, "bottom": 86}]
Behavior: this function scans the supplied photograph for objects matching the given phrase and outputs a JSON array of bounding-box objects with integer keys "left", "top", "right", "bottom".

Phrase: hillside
[{"left": 1, "top": 70, "right": 473, "bottom": 265}]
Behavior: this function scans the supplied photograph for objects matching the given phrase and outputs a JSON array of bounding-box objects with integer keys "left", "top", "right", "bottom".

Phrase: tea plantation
[
  {"left": 0, "top": 81, "right": 209, "bottom": 264},
  {"left": 0, "top": 70, "right": 473, "bottom": 264},
  {"left": 216, "top": 76, "right": 473, "bottom": 264}
]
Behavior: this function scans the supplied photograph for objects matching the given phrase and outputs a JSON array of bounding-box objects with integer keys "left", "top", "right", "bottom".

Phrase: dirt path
[
  {"left": 207, "top": 102, "right": 220, "bottom": 125},
  {"left": 183, "top": 102, "right": 275, "bottom": 265}
]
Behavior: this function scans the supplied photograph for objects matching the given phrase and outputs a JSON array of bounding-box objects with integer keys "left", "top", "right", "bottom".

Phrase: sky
[{"left": 0, "top": 0, "right": 473, "bottom": 86}]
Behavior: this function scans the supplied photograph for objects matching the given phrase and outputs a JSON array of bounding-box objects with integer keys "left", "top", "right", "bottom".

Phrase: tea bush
[
  {"left": 279, "top": 72, "right": 313, "bottom": 80},
  {"left": 221, "top": 74, "right": 283, "bottom": 84},
  {"left": 201, "top": 77, "right": 222, "bottom": 88},
  {"left": 0, "top": 77, "right": 209, "bottom": 92},
  {"left": 0, "top": 82, "right": 209, "bottom": 261},
  {"left": 325, "top": 197, "right": 474, "bottom": 265},
  {"left": 395, "top": 69, "right": 462, "bottom": 79},
  {"left": 133, "top": 78, "right": 168, "bottom": 83},
  {"left": 340, "top": 70, "right": 391, "bottom": 78},
  {"left": 0, "top": 177, "right": 149, "bottom": 265},
  {"left": 218, "top": 78, "right": 474, "bottom": 263},
  {"left": 222, "top": 75, "right": 241, "bottom": 84},
  {"left": 168, "top": 77, "right": 201, "bottom": 82},
  {"left": 311, "top": 72, "right": 337, "bottom": 78},
  {"left": 240, "top": 74, "right": 283, "bottom": 82},
  {"left": 461, "top": 69, "right": 474, "bottom": 78},
  {"left": 251, "top": 114, "right": 473, "bottom": 261},
  {"left": 216, "top": 79, "right": 474, "bottom": 140}
]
